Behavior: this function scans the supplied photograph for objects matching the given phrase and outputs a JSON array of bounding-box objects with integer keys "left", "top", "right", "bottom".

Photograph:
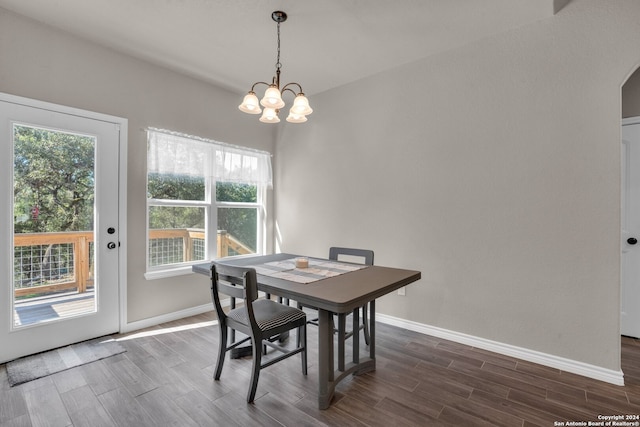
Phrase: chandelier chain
[{"left": 276, "top": 21, "right": 282, "bottom": 73}]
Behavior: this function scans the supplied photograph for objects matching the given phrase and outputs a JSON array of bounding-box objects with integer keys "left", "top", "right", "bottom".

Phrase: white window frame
[
  {"left": 215, "top": 186, "right": 266, "bottom": 259},
  {"left": 144, "top": 129, "right": 271, "bottom": 280}
]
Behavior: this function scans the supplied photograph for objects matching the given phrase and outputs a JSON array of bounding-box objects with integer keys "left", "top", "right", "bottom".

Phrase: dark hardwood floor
[{"left": 1, "top": 310, "right": 640, "bottom": 426}]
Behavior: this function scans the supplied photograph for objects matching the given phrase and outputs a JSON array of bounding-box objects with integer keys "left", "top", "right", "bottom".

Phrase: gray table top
[{"left": 193, "top": 253, "right": 421, "bottom": 313}]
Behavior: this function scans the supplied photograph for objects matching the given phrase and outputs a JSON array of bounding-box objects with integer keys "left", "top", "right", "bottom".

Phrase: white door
[
  {"left": 0, "top": 94, "right": 126, "bottom": 363},
  {"left": 622, "top": 118, "right": 640, "bottom": 338}
]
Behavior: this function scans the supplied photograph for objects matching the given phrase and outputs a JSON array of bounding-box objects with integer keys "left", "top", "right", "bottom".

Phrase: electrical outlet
[{"left": 397, "top": 287, "right": 405, "bottom": 296}]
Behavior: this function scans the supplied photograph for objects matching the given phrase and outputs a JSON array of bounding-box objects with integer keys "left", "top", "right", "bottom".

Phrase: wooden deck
[{"left": 13, "top": 289, "right": 96, "bottom": 327}]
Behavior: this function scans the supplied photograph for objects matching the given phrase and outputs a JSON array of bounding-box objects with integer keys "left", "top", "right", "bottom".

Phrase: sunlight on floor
[{"left": 116, "top": 319, "right": 218, "bottom": 341}]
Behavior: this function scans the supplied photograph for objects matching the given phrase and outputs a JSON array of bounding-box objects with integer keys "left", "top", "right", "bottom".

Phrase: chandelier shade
[
  {"left": 290, "top": 94, "right": 313, "bottom": 115},
  {"left": 259, "top": 108, "right": 280, "bottom": 123},
  {"left": 238, "top": 11, "right": 312, "bottom": 124},
  {"left": 238, "top": 91, "right": 261, "bottom": 114},
  {"left": 285, "top": 112, "right": 307, "bottom": 123},
  {"left": 260, "top": 85, "right": 285, "bottom": 109}
]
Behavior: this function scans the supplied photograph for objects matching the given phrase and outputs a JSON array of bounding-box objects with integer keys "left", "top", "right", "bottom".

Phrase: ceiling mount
[{"left": 272, "top": 11, "right": 287, "bottom": 23}]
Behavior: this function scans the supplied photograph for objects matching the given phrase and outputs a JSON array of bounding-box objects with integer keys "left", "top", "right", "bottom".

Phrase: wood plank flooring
[{"left": 1, "top": 311, "right": 640, "bottom": 426}]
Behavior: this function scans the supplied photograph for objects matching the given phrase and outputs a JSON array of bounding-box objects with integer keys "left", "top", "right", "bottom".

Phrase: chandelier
[{"left": 238, "top": 11, "right": 313, "bottom": 124}]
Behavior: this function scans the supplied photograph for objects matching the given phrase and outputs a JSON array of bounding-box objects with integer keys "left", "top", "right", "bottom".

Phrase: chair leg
[
  {"left": 214, "top": 325, "right": 228, "bottom": 380},
  {"left": 362, "top": 304, "right": 370, "bottom": 345},
  {"left": 301, "top": 323, "right": 308, "bottom": 375},
  {"left": 247, "top": 338, "right": 262, "bottom": 403}
]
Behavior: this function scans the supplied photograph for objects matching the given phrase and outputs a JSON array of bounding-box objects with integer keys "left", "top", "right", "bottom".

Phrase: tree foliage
[
  {"left": 217, "top": 182, "right": 257, "bottom": 251},
  {"left": 147, "top": 173, "right": 204, "bottom": 201},
  {"left": 13, "top": 125, "right": 95, "bottom": 233}
]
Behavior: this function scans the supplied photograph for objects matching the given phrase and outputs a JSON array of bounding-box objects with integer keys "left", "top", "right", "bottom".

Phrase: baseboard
[
  {"left": 376, "top": 313, "right": 625, "bottom": 386},
  {"left": 121, "top": 303, "right": 214, "bottom": 334},
  {"left": 121, "top": 292, "right": 275, "bottom": 334}
]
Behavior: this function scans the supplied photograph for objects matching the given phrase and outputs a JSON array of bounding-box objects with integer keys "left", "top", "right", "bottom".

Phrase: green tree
[
  {"left": 217, "top": 182, "right": 257, "bottom": 251},
  {"left": 13, "top": 125, "right": 95, "bottom": 233},
  {"left": 147, "top": 174, "right": 205, "bottom": 231},
  {"left": 147, "top": 173, "right": 204, "bottom": 201},
  {"left": 216, "top": 182, "right": 257, "bottom": 203}
]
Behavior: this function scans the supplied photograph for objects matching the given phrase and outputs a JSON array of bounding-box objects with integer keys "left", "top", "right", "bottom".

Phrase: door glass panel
[{"left": 12, "top": 124, "right": 96, "bottom": 327}]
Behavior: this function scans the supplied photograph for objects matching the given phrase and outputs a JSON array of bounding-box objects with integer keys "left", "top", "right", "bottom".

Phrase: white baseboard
[
  {"left": 121, "top": 303, "right": 214, "bottom": 334},
  {"left": 376, "top": 313, "right": 625, "bottom": 386},
  {"left": 121, "top": 292, "right": 275, "bottom": 334}
]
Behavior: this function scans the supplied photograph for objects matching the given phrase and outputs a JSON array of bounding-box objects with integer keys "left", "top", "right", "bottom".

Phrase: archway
[
  {"left": 623, "top": 68, "right": 640, "bottom": 119},
  {"left": 621, "top": 65, "right": 640, "bottom": 380}
]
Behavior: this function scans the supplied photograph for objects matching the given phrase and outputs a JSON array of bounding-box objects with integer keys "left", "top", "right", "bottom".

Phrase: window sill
[
  {"left": 144, "top": 254, "right": 262, "bottom": 281},
  {"left": 144, "top": 265, "right": 196, "bottom": 280}
]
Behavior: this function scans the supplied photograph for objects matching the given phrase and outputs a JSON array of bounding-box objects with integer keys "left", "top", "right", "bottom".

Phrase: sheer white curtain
[{"left": 147, "top": 128, "right": 272, "bottom": 186}]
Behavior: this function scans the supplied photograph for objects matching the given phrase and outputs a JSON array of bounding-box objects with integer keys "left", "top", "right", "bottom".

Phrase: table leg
[
  {"left": 229, "top": 297, "right": 249, "bottom": 359},
  {"left": 318, "top": 303, "right": 376, "bottom": 409},
  {"left": 230, "top": 346, "right": 253, "bottom": 359},
  {"left": 318, "top": 309, "right": 334, "bottom": 409},
  {"left": 337, "top": 313, "right": 346, "bottom": 371},
  {"left": 352, "top": 307, "right": 360, "bottom": 365},
  {"left": 369, "top": 299, "right": 375, "bottom": 360}
]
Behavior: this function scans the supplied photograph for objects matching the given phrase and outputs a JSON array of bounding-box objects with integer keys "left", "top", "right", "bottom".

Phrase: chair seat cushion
[{"left": 228, "top": 299, "right": 305, "bottom": 332}]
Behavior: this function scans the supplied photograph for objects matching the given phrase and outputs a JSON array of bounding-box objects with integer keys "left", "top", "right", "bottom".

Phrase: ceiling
[{"left": 0, "top": 0, "right": 561, "bottom": 96}]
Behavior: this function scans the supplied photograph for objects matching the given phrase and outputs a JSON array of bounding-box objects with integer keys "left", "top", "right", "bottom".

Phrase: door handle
[
  {"left": 628, "top": 237, "right": 638, "bottom": 245},
  {"left": 107, "top": 242, "right": 117, "bottom": 249}
]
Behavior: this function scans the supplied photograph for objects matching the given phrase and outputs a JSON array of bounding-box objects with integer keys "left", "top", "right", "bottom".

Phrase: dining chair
[
  {"left": 298, "top": 247, "right": 374, "bottom": 370},
  {"left": 210, "top": 262, "right": 307, "bottom": 403}
]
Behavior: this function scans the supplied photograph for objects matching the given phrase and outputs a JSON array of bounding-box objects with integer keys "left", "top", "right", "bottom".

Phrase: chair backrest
[
  {"left": 329, "top": 247, "right": 374, "bottom": 266},
  {"left": 210, "top": 262, "right": 259, "bottom": 324}
]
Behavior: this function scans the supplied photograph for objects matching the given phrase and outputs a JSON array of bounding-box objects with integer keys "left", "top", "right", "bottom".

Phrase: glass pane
[
  {"left": 217, "top": 207, "right": 257, "bottom": 258},
  {"left": 148, "top": 206, "right": 205, "bottom": 267},
  {"left": 13, "top": 124, "right": 96, "bottom": 327},
  {"left": 216, "top": 182, "right": 257, "bottom": 203},
  {"left": 148, "top": 172, "right": 205, "bottom": 201}
]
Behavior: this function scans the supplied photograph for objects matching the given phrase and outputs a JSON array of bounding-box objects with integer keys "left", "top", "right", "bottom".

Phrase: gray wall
[
  {"left": 0, "top": 8, "right": 276, "bottom": 323},
  {"left": 275, "top": 0, "right": 640, "bottom": 371}
]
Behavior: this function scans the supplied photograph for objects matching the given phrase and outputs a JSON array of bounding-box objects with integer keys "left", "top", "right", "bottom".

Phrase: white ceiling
[{"left": 0, "top": 0, "right": 561, "bottom": 96}]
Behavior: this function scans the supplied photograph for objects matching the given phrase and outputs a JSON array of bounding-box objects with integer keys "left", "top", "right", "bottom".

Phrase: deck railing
[
  {"left": 14, "top": 229, "right": 252, "bottom": 298},
  {"left": 14, "top": 231, "right": 94, "bottom": 298}
]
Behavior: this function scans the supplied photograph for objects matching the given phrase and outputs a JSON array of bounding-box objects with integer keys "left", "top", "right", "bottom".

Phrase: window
[{"left": 145, "top": 129, "right": 271, "bottom": 277}]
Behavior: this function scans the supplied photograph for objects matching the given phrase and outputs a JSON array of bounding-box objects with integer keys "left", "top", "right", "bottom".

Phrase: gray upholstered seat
[{"left": 227, "top": 299, "right": 306, "bottom": 331}]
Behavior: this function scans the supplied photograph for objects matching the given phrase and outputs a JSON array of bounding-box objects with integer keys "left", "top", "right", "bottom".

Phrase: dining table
[{"left": 192, "top": 253, "right": 421, "bottom": 409}]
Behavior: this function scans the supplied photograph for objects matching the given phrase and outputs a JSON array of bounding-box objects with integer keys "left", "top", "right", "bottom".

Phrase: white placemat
[{"left": 248, "top": 258, "right": 367, "bottom": 284}]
